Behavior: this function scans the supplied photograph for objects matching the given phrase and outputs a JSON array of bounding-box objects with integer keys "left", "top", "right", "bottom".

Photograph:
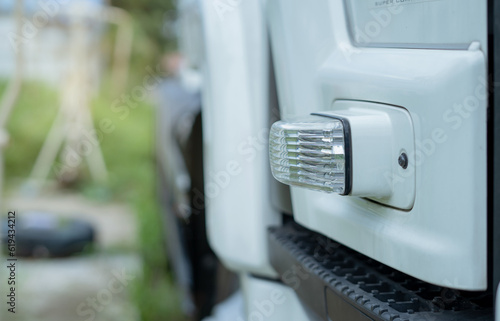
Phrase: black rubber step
[{"left": 268, "top": 222, "right": 493, "bottom": 321}]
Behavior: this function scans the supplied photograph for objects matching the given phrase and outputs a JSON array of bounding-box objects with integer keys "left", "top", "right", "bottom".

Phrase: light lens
[{"left": 269, "top": 116, "right": 348, "bottom": 194}]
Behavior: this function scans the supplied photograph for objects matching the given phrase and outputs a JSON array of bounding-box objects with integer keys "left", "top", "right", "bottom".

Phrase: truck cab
[{"left": 157, "top": 1, "right": 500, "bottom": 320}]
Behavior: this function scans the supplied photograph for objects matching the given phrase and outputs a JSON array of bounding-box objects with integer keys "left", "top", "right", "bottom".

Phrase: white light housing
[
  {"left": 269, "top": 103, "right": 416, "bottom": 209},
  {"left": 269, "top": 116, "right": 351, "bottom": 195}
]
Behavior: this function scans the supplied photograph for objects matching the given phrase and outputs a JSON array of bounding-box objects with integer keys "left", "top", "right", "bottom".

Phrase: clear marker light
[{"left": 269, "top": 116, "right": 351, "bottom": 195}]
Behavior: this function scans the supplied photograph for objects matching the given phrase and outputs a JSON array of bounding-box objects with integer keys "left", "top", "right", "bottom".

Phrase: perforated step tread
[{"left": 268, "top": 222, "right": 493, "bottom": 321}]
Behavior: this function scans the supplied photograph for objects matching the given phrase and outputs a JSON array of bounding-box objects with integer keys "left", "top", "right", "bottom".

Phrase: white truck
[{"left": 157, "top": 1, "right": 500, "bottom": 320}]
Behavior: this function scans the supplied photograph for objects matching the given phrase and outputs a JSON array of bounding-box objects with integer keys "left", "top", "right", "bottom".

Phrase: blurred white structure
[
  {"left": 0, "top": 0, "right": 134, "bottom": 191},
  {"left": 0, "top": 0, "right": 104, "bottom": 86}
]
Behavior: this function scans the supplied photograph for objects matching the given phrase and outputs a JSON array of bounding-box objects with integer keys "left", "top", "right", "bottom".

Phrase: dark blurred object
[
  {"left": 1, "top": 212, "right": 95, "bottom": 258},
  {"left": 156, "top": 63, "right": 238, "bottom": 320}
]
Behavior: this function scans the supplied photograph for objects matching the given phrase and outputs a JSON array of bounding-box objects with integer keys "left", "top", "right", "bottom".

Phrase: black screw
[{"left": 398, "top": 153, "right": 408, "bottom": 169}]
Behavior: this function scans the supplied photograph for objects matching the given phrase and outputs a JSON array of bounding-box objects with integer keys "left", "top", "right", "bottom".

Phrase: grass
[
  {"left": 2, "top": 81, "right": 59, "bottom": 179},
  {"left": 1, "top": 67, "right": 186, "bottom": 321},
  {"left": 92, "top": 79, "right": 187, "bottom": 321},
  {"left": 0, "top": 10, "right": 189, "bottom": 319}
]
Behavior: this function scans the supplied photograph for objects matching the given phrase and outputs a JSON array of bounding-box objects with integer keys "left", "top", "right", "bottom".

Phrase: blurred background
[{"left": 0, "top": 0, "right": 189, "bottom": 320}]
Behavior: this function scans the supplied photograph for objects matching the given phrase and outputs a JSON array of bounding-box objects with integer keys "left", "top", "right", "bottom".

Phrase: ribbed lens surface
[{"left": 269, "top": 117, "right": 346, "bottom": 193}]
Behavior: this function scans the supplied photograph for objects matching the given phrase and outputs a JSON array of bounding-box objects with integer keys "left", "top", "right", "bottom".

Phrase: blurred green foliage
[
  {"left": 2, "top": 78, "right": 186, "bottom": 321},
  {"left": 112, "top": 0, "right": 178, "bottom": 58},
  {"left": 1, "top": 1, "right": 186, "bottom": 319},
  {"left": 91, "top": 82, "right": 187, "bottom": 321}
]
